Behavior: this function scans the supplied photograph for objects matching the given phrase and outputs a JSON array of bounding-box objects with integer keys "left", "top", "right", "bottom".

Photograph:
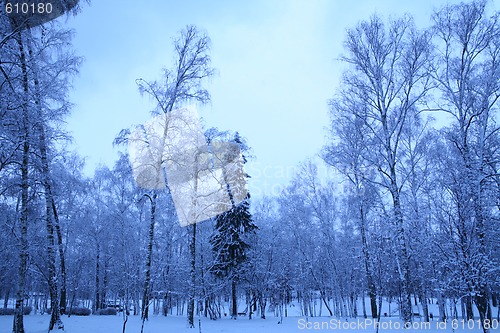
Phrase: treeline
[{"left": 320, "top": 0, "right": 500, "bottom": 329}]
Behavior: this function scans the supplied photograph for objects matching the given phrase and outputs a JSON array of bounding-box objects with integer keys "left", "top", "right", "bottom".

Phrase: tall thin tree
[
  {"left": 123, "top": 25, "right": 214, "bottom": 329},
  {"left": 333, "top": 14, "right": 433, "bottom": 323}
]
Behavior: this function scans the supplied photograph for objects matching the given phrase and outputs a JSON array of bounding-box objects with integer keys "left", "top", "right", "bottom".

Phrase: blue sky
[{"left": 64, "top": 0, "right": 483, "bottom": 198}]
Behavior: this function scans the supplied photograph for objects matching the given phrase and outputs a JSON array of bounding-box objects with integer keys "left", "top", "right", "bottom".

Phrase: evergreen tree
[
  {"left": 210, "top": 133, "right": 257, "bottom": 319},
  {"left": 210, "top": 198, "right": 255, "bottom": 277}
]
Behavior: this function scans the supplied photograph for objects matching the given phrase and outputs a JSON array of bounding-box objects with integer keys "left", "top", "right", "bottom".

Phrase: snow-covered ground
[
  {"left": 1, "top": 298, "right": 498, "bottom": 333},
  {"left": 0, "top": 314, "right": 497, "bottom": 333}
]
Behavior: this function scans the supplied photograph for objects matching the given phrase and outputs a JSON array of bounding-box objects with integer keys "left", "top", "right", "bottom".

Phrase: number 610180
[{"left": 5, "top": 2, "right": 53, "bottom": 15}]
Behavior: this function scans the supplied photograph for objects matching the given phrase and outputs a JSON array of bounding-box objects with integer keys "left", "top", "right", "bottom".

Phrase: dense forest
[{"left": 1, "top": 1, "right": 499, "bottom": 333}]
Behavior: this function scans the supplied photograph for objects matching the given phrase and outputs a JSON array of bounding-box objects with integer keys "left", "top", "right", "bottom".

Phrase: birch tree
[
  {"left": 431, "top": 1, "right": 500, "bottom": 329},
  {"left": 398, "top": 113, "right": 435, "bottom": 322},
  {"left": 324, "top": 97, "right": 380, "bottom": 318},
  {"left": 28, "top": 24, "right": 80, "bottom": 330},
  {"left": 333, "top": 14, "right": 433, "bottom": 323},
  {"left": 11, "top": 28, "right": 30, "bottom": 333},
  {"left": 0, "top": 8, "right": 81, "bottom": 328},
  {"left": 126, "top": 24, "right": 215, "bottom": 329}
]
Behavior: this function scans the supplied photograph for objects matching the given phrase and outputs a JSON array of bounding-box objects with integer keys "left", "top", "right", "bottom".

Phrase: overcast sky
[{"left": 64, "top": 0, "right": 487, "bottom": 198}]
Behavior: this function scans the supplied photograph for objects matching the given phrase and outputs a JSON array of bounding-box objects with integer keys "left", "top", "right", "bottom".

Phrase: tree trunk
[
  {"left": 259, "top": 294, "right": 266, "bottom": 319},
  {"left": 13, "top": 29, "right": 29, "bottom": 333},
  {"left": 475, "top": 292, "right": 492, "bottom": 333},
  {"left": 134, "top": 292, "right": 139, "bottom": 316},
  {"left": 40, "top": 127, "right": 63, "bottom": 331},
  {"left": 141, "top": 192, "right": 157, "bottom": 322},
  {"left": 472, "top": 167, "right": 493, "bottom": 330},
  {"left": 52, "top": 200, "right": 67, "bottom": 314},
  {"left": 94, "top": 243, "right": 100, "bottom": 313},
  {"left": 187, "top": 222, "right": 197, "bottom": 328},
  {"left": 30, "top": 39, "right": 63, "bottom": 329},
  {"left": 421, "top": 293, "right": 429, "bottom": 322},
  {"left": 359, "top": 205, "right": 377, "bottom": 318},
  {"left": 319, "top": 290, "right": 333, "bottom": 316},
  {"left": 437, "top": 294, "right": 446, "bottom": 322},
  {"left": 4, "top": 288, "right": 10, "bottom": 309},
  {"left": 231, "top": 279, "right": 237, "bottom": 319},
  {"left": 389, "top": 180, "right": 412, "bottom": 323},
  {"left": 361, "top": 290, "right": 367, "bottom": 319},
  {"left": 464, "top": 296, "right": 473, "bottom": 320},
  {"left": 375, "top": 295, "right": 383, "bottom": 333},
  {"left": 44, "top": 184, "right": 62, "bottom": 331},
  {"left": 351, "top": 293, "right": 358, "bottom": 318},
  {"left": 102, "top": 257, "right": 109, "bottom": 309}
]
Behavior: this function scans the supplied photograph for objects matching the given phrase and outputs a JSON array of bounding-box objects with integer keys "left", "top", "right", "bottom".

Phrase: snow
[
  {"left": 0, "top": 314, "right": 496, "bottom": 333},
  {"left": 1, "top": 298, "right": 498, "bottom": 332}
]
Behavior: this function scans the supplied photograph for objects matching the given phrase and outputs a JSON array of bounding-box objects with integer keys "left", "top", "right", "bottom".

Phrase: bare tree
[
  {"left": 431, "top": 1, "right": 500, "bottom": 330},
  {"left": 323, "top": 99, "right": 380, "bottom": 319},
  {"left": 12, "top": 27, "right": 30, "bottom": 333},
  {"left": 131, "top": 25, "right": 215, "bottom": 330},
  {"left": 28, "top": 24, "right": 80, "bottom": 330},
  {"left": 1, "top": 13, "right": 80, "bottom": 330},
  {"left": 335, "top": 14, "right": 433, "bottom": 323}
]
